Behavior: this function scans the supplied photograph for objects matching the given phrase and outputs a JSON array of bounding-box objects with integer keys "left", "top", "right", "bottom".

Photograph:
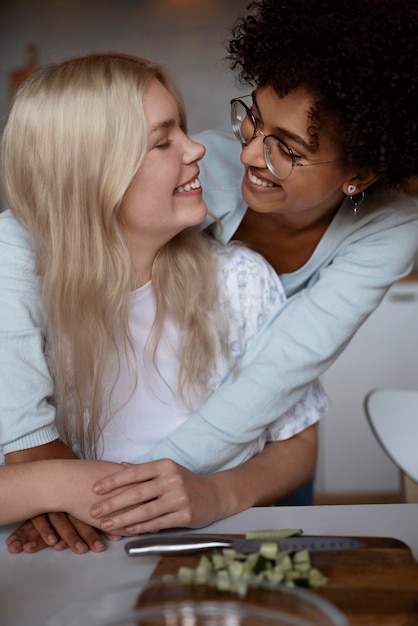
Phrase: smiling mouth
[
  {"left": 175, "top": 177, "right": 201, "bottom": 193},
  {"left": 247, "top": 168, "right": 277, "bottom": 188}
]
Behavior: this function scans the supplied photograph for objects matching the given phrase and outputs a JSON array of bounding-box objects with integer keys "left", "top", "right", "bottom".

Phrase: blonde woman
[{"left": 1, "top": 53, "right": 327, "bottom": 553}]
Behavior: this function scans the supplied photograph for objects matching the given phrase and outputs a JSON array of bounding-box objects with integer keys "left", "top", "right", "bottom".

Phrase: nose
[
  {"left": 240, "top": 133, "right": 266, "bottom": 170},
  {"left": 184, "top": 136, "right": 206, "bottom": 163}
]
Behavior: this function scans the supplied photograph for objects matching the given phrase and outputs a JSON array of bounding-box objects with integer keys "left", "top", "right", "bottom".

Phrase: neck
[
  {"left": 131, "top": 251, "right": 154, "bottom": 289},
  {"left": 233, "top": 196, "right": 344, "bottom": 275},
  {"left": 123, "top": 236, "right": 157, "bottom": 289}
]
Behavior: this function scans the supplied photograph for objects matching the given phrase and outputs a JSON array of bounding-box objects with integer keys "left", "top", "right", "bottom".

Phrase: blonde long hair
[{"left": 0, "top": 53, "right": 226, "bottom": 457}]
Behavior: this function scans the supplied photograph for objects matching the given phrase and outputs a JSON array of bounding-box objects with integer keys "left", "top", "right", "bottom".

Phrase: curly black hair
[{"left": 227, "top": 0, "right": 418, "bottom": 191}]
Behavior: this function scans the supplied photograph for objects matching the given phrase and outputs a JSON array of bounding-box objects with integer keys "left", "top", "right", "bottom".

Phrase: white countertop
[{"left": 1, "top": 503, "right": 417, "bottom": 626}]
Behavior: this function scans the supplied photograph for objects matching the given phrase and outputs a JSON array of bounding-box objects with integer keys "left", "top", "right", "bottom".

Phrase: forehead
[
  {"left": 143, "top": 78, "right": 179, "bottom": 127},
  {"left": 255, "top": 86, "right": 315, "bottom": 124},
  {"left": 255, "top": 85, "right": 336, "bottom": 152}
]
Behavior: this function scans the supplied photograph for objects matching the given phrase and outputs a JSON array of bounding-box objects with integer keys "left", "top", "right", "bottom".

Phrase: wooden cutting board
[{"left": 150, "top": 535, "right": 418, "bottom": 625}]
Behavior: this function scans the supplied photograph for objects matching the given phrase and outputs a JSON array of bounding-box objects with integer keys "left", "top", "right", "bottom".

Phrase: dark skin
[
  {"left": 229, "top": 86, "right": 377, "bottom": 275},
  {"left": 233, "top": 208, "right": 334, "bottom": 274}
]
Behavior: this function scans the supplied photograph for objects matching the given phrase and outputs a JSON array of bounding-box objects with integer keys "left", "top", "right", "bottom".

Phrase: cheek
[{"left": 287, "top": 170, "right": 344, "bottom": 195}]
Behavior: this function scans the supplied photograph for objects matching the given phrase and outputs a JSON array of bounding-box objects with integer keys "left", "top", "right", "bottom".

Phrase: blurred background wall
[{"left": 0, "top": 0, "right": 247, "bottom": 136}]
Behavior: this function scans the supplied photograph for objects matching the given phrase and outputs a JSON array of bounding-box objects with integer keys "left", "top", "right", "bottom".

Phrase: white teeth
[
  {"left": 175, "top": 177, "right": 201, "bottom": 193},
  {"left": 248, "top": 169, "right": 274, "bottom": 187}
]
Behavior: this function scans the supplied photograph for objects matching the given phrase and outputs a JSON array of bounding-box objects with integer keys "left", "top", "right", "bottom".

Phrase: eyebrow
[
  {"left": 252, "top": 91, "right": 316, "bottom": 153},
  {"left": 149, "top": 118, "right": 176, "bottom": 134}
]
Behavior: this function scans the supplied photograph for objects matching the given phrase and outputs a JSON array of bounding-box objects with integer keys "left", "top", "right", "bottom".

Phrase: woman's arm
[
  {"left": 88, "top": 426, "right": 317, "bottom": 535},
  {"left": 141, "top": 194, "right": 418, "bottom": 473},
  {"left": 5, "top": 441, "right": 111, "bottom": 555},
  {"left": 0, "top": 459, "right": 123, "bottom": 526},
  {"left": 0, "top": 211, "right": 59, "bottom": 456},
  {"left": 0, "top": 212, "right": 111, "bottom": 554}
]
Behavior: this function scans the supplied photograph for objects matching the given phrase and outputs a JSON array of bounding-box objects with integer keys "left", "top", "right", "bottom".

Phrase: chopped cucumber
[
  {"left": 293, "top": 550, "right": 310, "bottom": 565},
  {"left": 175, "top": 529, "right": 327, "bottom": 596},
  {"left": 212, "top": 553, "right": 226, "bottom": 571},
  {"left": 275, "top": 553, "right": 293, "bottom": 572},
  {"left": 294, "top": 561, "right": 311, "bottom": 574},
  {"left": 309, "top": 567, "right": 328, "bottom": 589},
  {"left": 177, "top": 566, "right": 195, "bottom": 581},
  {"left": 252, "top": 554, "right": 272, "bottom": 575},
  {"left": 245, "top": 528, "right": 303, "bottom": 539},
  {"left": 259, "top": 541, "right": 280, "bottom": 560}
]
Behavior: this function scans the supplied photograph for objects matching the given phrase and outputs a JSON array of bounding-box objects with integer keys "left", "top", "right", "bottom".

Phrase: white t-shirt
[{"left": 97, "top": 242, "right": 329, "bottom": 465}]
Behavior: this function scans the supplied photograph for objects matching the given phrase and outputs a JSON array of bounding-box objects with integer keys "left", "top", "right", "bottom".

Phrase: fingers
[
  {"left": 93, "top": 463, "right": 150, "bottom": 495},
  {"left": 91, "top": 480, "right": 157, "bottom": 520},
  {"left": 43, "top": 513, "right": 106, "bottom": 554},
  {"left": 91, "top": 459, "right": 211, "bottom": 537},
  {"left": 31, "top": 513, "right": 65, "bottom": 548},
  {"left": 96, "top": 477, "right": 194, "bottom": 535},
  {"left": 6, "top": 514, "right": 107, "bottom": 555},
  {"left": 104, "top": 502, "right": 191, "bottom": 535},
  {"left": 123, "top": 510, "right": 190, "bottom": 536},
  {"left": 105, "top": 533, "right": 124, "bottom": 542},
  {"left": 99, "top": 499, "right": 161, "bottom": 533},
  {"left": 6, "top": 518, "right": 66, "bottom": 554},
  {"left": 90, "top": 461, "right": 171, "bottom": 520},
  {"left": 66, "top": 515, "right": 107, "bottom": 553}
]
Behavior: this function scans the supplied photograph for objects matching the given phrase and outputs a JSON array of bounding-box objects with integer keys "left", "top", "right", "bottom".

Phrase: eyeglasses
[{"left": 230, "top": 95, "right": 341, "bottom": 181}]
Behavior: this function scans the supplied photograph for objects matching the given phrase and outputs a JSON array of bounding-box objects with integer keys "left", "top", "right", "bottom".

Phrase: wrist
[
  {"left": 206, "top": 471, "right": 253, "bottom": 520},
  {"left": 34, "top": 459, "right": 79, "bottom": 513},
  {"left": 5, "top": 440, "right": 77, "bottom": 464}
]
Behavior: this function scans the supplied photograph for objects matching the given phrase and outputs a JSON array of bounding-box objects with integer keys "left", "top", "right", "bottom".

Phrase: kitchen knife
[{"left": 125, "top": 534, "right": 364, "bottom": 556}]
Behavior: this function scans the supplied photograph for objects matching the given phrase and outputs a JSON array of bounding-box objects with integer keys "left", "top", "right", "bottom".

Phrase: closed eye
[
  {"left": 154, "top": 139, "right": 172, "bottom": 150},
  {"left": 272, "top": 136, "right": 303, "bottom": 161}
]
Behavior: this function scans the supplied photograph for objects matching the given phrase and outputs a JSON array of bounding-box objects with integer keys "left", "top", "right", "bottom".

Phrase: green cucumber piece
[{"left": 245, "top": 528, "right": 303, "bottom": 539}]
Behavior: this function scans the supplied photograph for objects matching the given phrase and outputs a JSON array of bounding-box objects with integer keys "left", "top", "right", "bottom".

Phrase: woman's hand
[
  {"left": 4, "top": 445, "right": 118, "bottom": 554},
  {"left": 6, "top": 515, "right": 107, "bottom": 554},
  {"left": 90, "top": 427, "right": 318, "bottom": 535},
  {"left": 90, "top": 459, "right": 223, "bottom": 535}
]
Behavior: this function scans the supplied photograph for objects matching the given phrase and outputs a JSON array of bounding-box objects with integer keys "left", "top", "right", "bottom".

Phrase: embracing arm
[
  {"left": 0, "top": 211, "right": 58, "bottom": 456},
  {"left": 0, "top": 212, "right": 110, "bottom": 553},
  {"left": 141, "top": 198, "right": 418, "bottom": 473},
  {"left": 5, "top": 440, "right": 76, "bottom": 464}
]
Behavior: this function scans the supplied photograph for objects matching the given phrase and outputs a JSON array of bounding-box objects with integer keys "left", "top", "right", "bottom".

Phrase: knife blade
[{"left": 125, "top": 534, "right": 364, "bottom": 556}]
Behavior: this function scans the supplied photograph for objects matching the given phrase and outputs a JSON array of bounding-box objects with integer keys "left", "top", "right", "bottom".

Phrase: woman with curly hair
[{"left": 135, "top": 0, "right": 418, "bottom": 473}]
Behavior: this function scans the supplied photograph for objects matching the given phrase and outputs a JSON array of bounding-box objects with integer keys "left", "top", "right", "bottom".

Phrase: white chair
[{"left": 364, "top": 388, "right": 418, "bottom": 503}]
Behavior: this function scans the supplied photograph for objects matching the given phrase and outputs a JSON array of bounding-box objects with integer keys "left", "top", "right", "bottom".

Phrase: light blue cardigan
[{"left": 141, "top": 131, "right": 418, "bottom": 471}]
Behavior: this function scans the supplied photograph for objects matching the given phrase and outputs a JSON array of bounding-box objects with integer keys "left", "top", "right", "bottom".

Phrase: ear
[{"left": 342, "top": 172, "right": 378, "bottom": 195}]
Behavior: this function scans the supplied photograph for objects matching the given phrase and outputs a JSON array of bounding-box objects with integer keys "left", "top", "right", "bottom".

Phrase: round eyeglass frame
[{"left": 230, "top": 95, "right": 342, "bottom": 181}]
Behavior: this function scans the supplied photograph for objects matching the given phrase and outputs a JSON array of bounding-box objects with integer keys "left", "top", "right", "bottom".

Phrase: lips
[{"left": 175, "top": 176, "right": 201, "bottom": 193}]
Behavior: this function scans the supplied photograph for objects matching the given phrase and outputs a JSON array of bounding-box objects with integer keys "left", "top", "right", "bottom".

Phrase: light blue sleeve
[
  {"left": 195, "top": 130, "right": 247, "bottom": 242},
  {"left": 140, "top": 201, "right": 418, "bottom": 473},
  {"left": 141, "top": 243, "right": 330, "bottom": 470},
  {"left": 0, "top": 211, "right": 59, "bottom": 460}
]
